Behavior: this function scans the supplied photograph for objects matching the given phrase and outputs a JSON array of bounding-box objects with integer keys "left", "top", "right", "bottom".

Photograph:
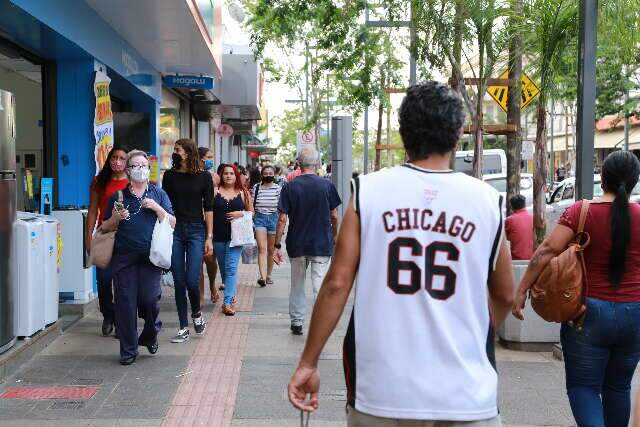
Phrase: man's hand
[
  {"left": 273, "top": 248, "right": 284, "bottom": 265},
  {"left": 512, "top": 288, "right": 527, "bottom": 320},
  {"left": 205, "top": 239, "right": 213, "bottom": 257},
  {"left": 288, "top": 365, "right": 320, "bottom": 412}
]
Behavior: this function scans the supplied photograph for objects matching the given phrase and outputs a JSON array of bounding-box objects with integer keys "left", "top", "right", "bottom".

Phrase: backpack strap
[
  {"left": 577, "top": 199, "right": 590, "bottom": 234},
  {"left": 254, "top": 183, "right": 260, "bottom": 202}
]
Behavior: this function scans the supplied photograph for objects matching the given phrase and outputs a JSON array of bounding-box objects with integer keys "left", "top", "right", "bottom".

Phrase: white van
[{"left": 455, "top": 149, "right": 507, "bottom": 176}]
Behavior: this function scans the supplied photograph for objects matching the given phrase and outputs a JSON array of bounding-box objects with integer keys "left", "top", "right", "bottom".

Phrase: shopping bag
[
  {"left": 149, "top": 216, "right": 174, "bottom": 269},
  {"left": 90, "top": 226, "right": 116, "bottom": 269},
  {"left": 230, "top": 211, "right": 256, "bottom": 247},
  {"left": 161, "top": 270, "right": 174, "bottom": 288},
  {"left": 241, "top": 244, "right": 259, "bottom": 264}
]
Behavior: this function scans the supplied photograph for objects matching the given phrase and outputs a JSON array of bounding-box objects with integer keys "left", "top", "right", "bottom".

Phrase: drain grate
[
  {"left": 49, "top": 401, "right": 85, "bottom": 410},
  {"left": 71, "top": 378, "right": 103, "bottom": 386}
]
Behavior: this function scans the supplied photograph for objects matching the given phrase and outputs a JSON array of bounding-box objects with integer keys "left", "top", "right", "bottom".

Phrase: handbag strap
[
  {"left": 575, "top": 199, "right": 591, "bottom": 327},
  {"left": 254, "top": 183, "right": 260, "bottom": 202},
  {"left": 118, "top": 190, "right": 123, "bottom": 204}
]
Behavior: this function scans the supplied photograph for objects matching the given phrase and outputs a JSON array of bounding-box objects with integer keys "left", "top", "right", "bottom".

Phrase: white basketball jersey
[{"left": 344, "top": 163, "right": 504, "bottom": 421}]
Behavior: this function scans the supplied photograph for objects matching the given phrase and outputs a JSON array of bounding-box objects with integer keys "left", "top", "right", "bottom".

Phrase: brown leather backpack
[{"left": 530, "top": 200, "right": 590, "bottom": 324}]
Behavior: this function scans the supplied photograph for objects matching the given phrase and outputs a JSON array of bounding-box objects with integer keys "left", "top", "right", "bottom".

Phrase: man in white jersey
[{"left": 288, "top": 81, "right": 515, "bottom": 426}]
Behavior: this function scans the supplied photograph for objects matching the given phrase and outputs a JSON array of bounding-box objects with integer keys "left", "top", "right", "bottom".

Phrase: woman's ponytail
[
  {"left": 609, "top": 183, "right": 631, "bottom": 285},
  {"left": 602, "top": 150, "right": 640, "bottom": 286}
]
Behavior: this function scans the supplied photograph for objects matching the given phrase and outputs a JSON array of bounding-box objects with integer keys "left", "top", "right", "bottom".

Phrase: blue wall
[{"left": 56, "top": 60, "right": 95, "bottom": 207}]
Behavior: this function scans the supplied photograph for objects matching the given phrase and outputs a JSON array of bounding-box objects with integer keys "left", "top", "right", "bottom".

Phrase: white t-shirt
[{"left": 345, "top": 163, "right": 504, "bottom": 421}]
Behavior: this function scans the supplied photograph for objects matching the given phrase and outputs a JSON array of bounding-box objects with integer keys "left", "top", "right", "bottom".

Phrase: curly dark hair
[
  {"left": 398, "top": 81, "right": 465, "bottom": 160},
  {"left": 174, "top": 139, "right": 202, "bottom": 174}
]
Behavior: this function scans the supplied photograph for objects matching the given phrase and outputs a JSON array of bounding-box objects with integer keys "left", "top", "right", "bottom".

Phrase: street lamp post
[{"left": 575, "top": 0, "right": 597, "bottom": 200}]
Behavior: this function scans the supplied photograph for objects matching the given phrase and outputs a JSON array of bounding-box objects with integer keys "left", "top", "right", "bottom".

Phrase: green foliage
[{"left": 272, "top": 108, "right": 305, "bottom": 164}]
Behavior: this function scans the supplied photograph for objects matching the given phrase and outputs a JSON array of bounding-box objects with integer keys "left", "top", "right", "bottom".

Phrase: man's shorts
[
  {"left": 254, "top": 212, "right": 278, "bottom": 234},
  {"left": 346, "top": 406, "right": 501, "bottom": 427}
]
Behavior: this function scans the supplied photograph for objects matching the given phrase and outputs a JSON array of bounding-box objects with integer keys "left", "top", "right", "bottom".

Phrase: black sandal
[{"left": 257, "top": 279, "right": 266, "bottom": 287}]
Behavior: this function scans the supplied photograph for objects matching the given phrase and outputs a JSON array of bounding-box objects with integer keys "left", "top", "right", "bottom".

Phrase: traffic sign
[
  {"left": 487, "top": 69, "right": 540, "bottom": 113},
  {"left": 217, "top": 123, "right": 234, "bottom": 137},
  {"left": 521, "top": 140, "right": 535, "bottom": 160},
  {"left": 296, "top": 131, "right": 316, "bottom": 156}
]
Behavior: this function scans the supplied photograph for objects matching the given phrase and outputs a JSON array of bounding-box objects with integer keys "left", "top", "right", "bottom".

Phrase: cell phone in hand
[{"left": 114, "top": 201, "right": 125, "bottom": 211}]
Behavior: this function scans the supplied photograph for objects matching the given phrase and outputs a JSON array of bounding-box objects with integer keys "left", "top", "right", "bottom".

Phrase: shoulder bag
[
  {"left": 90, "top": 190, "right": 123, "bottom": 269},
  {"left": 530, "top": 200, "right": 591, "bottom": 325}
]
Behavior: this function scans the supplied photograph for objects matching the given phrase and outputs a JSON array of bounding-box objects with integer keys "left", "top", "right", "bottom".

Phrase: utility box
[
  {"left": 331, "top": 116, "right": 353, "bottom": 218},
  {"left": 498, "top": 261, "right": 561, "bottom": 350}
]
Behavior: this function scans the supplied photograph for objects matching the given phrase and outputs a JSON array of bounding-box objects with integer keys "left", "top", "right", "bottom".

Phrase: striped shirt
[{"left": 253, "top": 183, "right": 282, "bottom": 214}]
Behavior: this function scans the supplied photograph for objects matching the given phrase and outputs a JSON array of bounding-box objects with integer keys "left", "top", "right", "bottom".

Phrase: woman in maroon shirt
[{"left": 513, "top": 151, "right": 640, "bottom": 426}]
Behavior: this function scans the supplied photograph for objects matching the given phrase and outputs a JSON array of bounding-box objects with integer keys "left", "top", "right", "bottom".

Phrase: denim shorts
[{"left": 254, "top": 212, "right": 278, "bottom": 234}]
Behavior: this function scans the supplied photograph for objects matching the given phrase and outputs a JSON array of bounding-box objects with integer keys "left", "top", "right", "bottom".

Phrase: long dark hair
[
  {"left": 601, "top": 150, "right": 640, "bottom": 285},
  {"left": 95, "top": 145, "right": 128, "bottom": 191},
  {"left": 198, "top": 146, "right": 211, "bottom": 160},
  {"left": 174, "top": 138, "right": 202, "bottom": 174}
]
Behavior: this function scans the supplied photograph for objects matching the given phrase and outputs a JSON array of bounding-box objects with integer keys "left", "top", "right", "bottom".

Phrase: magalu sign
[
  {"left": 163, "top": 75, "right": 214, "bottom": 90},
  {"left": 94, "top": 71, "right": 114, "bottom": 175}
]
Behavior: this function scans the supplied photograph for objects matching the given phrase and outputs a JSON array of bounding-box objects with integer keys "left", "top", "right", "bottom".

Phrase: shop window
[{"left": 160, "top": 108, "right": 180, "bottom": 170}]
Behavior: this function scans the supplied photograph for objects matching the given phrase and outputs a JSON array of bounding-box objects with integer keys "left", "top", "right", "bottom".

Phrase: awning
[
  {"left": 546, "top": 127, "right": 640, "bottom": 152},
  {"left": 84, "top": 0, "right": 222, "bottom": 78}
]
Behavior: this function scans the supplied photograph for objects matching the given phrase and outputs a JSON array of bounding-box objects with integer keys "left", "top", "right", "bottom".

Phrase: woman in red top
[
  {"left": 513, "top": 151, "right": 640, "bottom": 426},
  {"left": 87, "top": 145, "right": 129, "bottom": 337}
]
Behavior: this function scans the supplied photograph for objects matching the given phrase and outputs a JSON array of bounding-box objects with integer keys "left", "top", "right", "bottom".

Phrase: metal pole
[
  {"left": 575, "top": 0, "right": 597, "bottom": 200},
  {"left": 409, "top": 2, "right": 416, "bottom": 86},
  {"left": 304, "top": 44, "right": 309, "bottom": 123},
  {"left": 364, "top": 108, "right": 369, "bottom": 174},
  {"left": 550, "top": 102, "right": 555, "bottom": 183}
]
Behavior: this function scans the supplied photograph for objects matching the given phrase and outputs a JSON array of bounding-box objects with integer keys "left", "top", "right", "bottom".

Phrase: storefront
[{"left": 0, "top": 0, "right": 222, "bottom": 324}]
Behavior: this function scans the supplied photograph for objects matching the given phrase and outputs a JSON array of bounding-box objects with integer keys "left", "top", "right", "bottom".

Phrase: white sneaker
[
  {"left": 171, "top": 328, "right": 190, "bottom": 343},
  {"left": 193, "top": 314, "right": 206, "bottom": 335}
]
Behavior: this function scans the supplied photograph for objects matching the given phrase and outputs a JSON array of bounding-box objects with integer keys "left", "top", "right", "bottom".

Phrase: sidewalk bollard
[{"left": 497, "top": 260, "right": 561, "bottom": 351}]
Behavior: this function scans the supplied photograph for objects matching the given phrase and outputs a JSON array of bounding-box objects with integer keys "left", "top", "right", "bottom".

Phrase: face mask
[
  {"left": 203, "top": 159, "right": 214, "bottom": 170},
  {"left": 262, "top": 176, "right": 275, "bottom": 183},
  {"left": 110, "top": 159, "right": 126, "bottom": 172},
  {"left": 129, "top": 167, "right": 150, "bottom": 183},
  {"left": 172, "top": 153, "right": 182, "bottom": 167}
]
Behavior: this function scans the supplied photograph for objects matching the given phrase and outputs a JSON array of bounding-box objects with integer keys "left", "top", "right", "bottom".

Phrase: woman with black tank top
[
  {"left": 214, "top": 164, "right": 253, "bottom": 316},
  {"left": 162, "top": 139, "right": 213, "bottom": 343}
]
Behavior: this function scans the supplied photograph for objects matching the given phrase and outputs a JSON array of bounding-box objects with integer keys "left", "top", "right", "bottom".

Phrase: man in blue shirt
[{"left": 274, "top": 147, "right": 341, "bottom": 335}]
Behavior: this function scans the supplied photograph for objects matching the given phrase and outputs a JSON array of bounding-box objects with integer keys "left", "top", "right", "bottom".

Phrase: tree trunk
[
  {"left": 506, "top": 0, "right": 523, "bottom": 216},
  {"left": 450, "top": 0, "right": 464, "bottom": 170},
  {"left": 472, "top": 60, "right": 484, "bottom": 178},
  {"left": 374, "top": 75, "right": 385, "bottom": 171},
  {"left": 533, "top": 98, "right": 548, "bottom": 246}
]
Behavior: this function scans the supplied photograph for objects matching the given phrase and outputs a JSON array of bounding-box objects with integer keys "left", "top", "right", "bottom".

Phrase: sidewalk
[{"left": 1, "top": 260, "right": 628, "bottom": 426}]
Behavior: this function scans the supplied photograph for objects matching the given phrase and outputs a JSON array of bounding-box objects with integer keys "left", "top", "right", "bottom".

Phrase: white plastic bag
[
  {"left": 230, "top": 211, "right": 255, "bottom": 247},
  {"left": 149, "top": 216, "right": 174, "bottom": 269}
]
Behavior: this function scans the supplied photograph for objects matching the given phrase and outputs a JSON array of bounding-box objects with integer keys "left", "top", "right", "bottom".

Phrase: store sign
[
  {"left": 163, "top": 75, "right": 214, "bottom": 90},
  {"left": 217, "top": 123, "right": 234, "bottom": 137},
  {"left": 296, "top": 131, "right": 316, "bottom": 155},
  {"left": 93, "top": 71, "right": 114, "bottom": 175}
]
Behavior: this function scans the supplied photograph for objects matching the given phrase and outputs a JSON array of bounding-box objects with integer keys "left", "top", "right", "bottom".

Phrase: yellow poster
[
  {"left": 148, "top": 155, "right": 159, "bottom": 184},
  {"left": 94, "top": 71, "right": 114, "bottom": 174}
]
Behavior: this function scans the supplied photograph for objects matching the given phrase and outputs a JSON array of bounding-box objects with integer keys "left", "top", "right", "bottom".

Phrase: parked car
[
  {"left": 483, "top": 173, "right": 534, "bottom": 208},
  {"left": 542, "top": 175, "right": 640, "bottom": 230}
]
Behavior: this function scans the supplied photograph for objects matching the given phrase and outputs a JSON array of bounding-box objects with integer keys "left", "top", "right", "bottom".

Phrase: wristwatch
[{"left": 274, "top": 243, "right": 282, "bottom": 249}]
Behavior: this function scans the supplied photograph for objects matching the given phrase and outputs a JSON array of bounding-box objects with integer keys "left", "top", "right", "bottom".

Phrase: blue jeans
[
  {"left": 254, "top": 212, "right": 278, "bottom": 234},
  {"left": 171, "top": 222, "right": 205, "bottom": 329},
  {"left": 561, "top": 297, "right": 640, "bottom": 427},
  {"left": 214, "top": 241, "right": 243, "bottom": 305}
]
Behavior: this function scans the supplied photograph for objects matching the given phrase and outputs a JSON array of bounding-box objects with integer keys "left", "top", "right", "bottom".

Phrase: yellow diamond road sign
[{"left": 487, "top": 69, "right": 540, "bottom": 113}]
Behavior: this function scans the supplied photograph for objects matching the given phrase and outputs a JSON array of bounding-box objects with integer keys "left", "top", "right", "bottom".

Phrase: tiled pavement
[{"left": 4, "top": 260, "right": 640, "bottom": 426}]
